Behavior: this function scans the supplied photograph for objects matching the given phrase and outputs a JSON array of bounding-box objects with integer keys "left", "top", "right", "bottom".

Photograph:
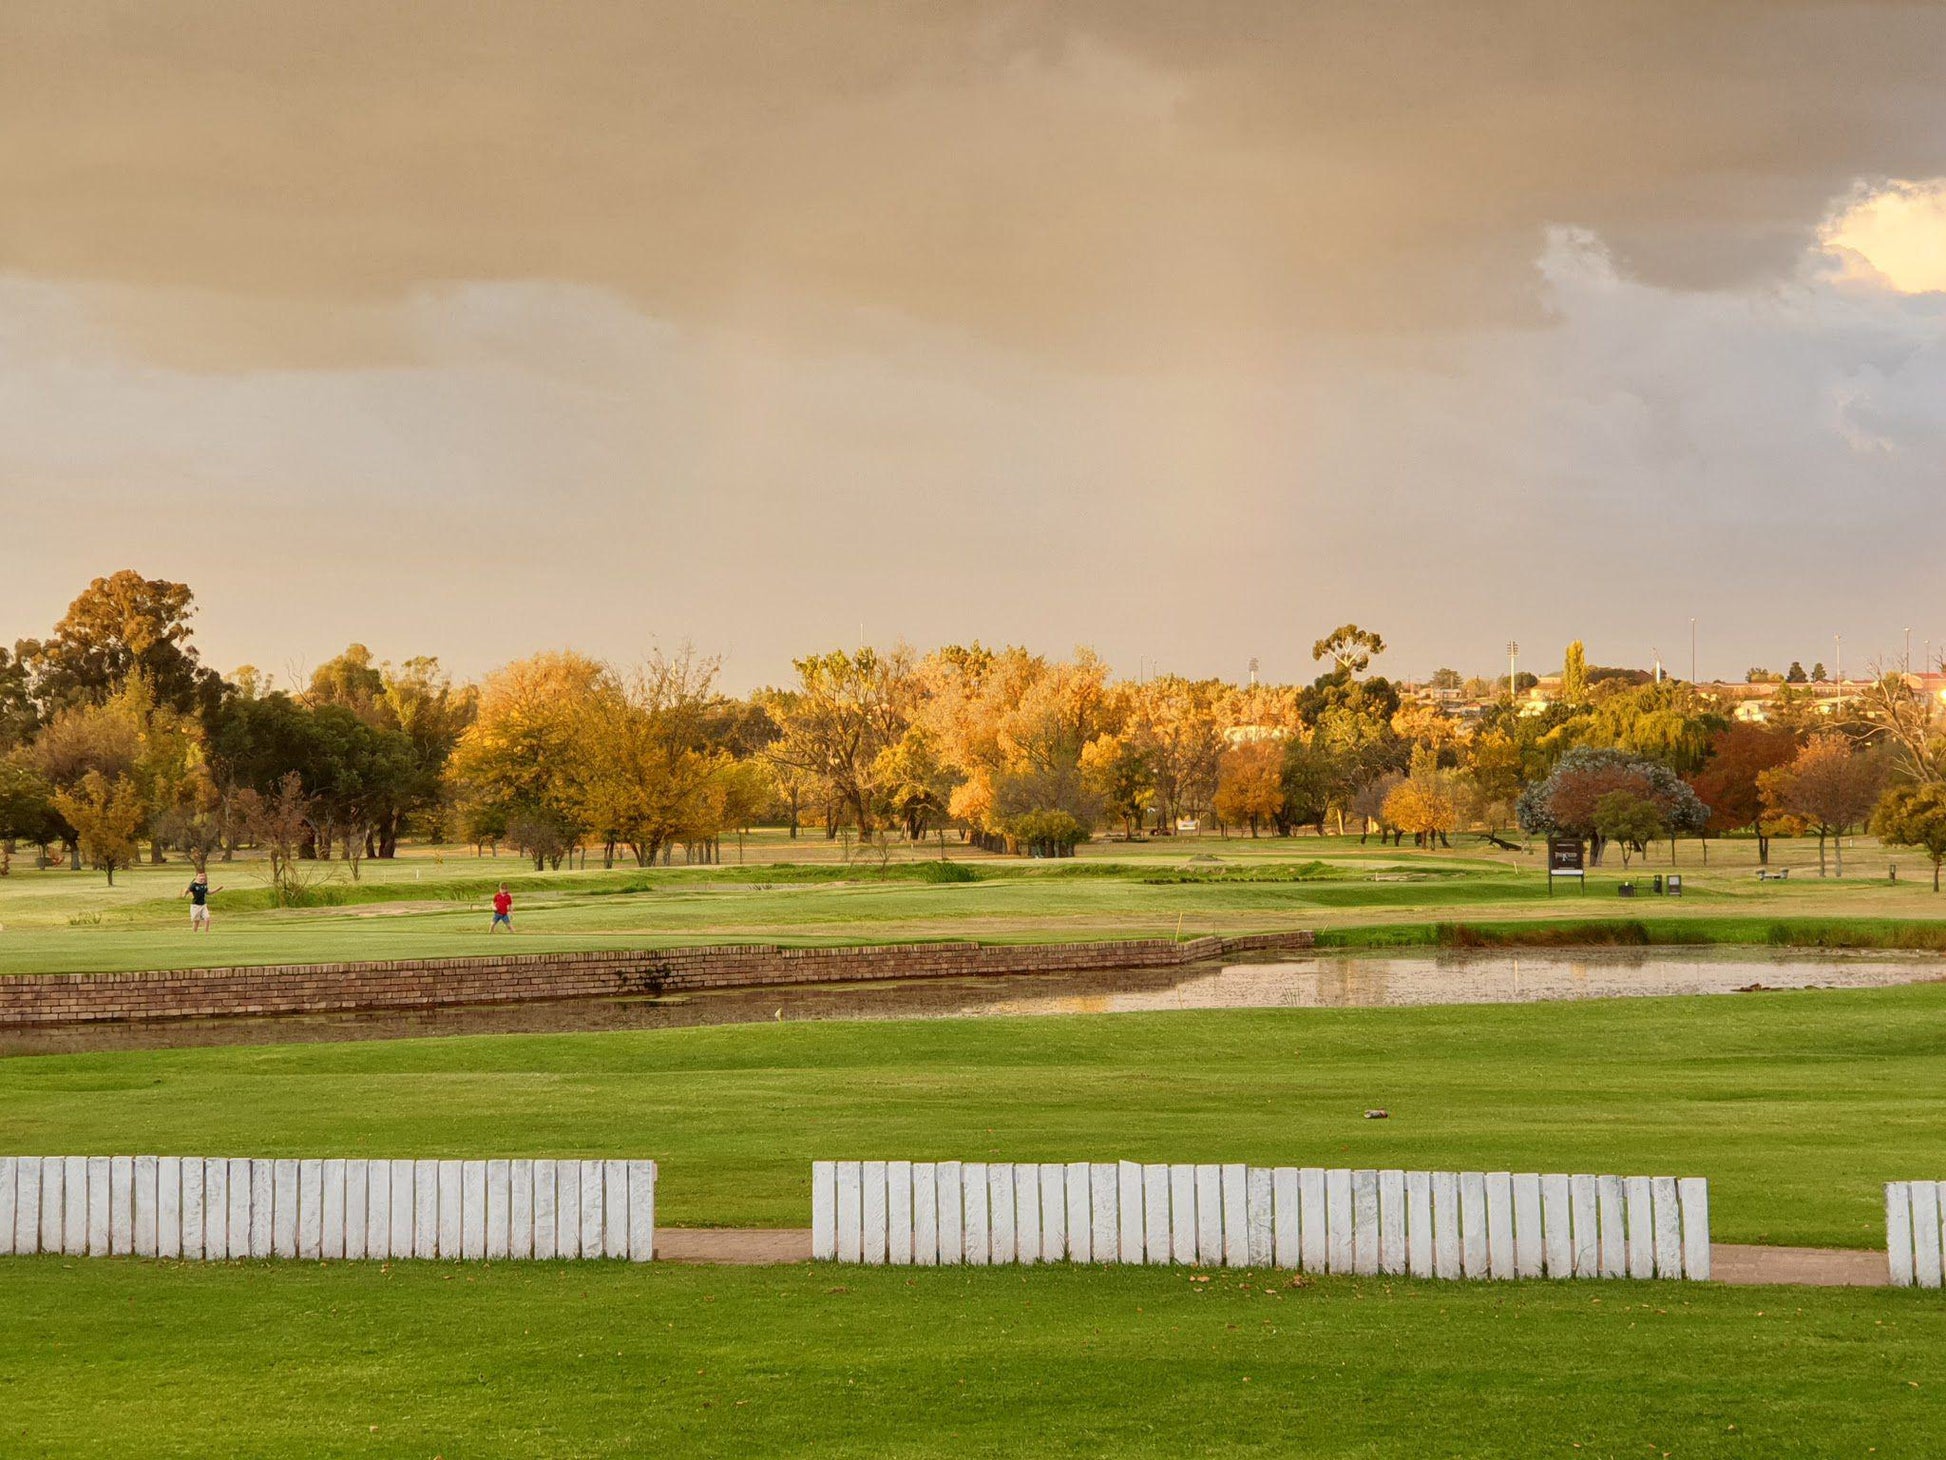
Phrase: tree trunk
[{"left": 1818, "top": 829, "right": 1828, "bottom": 877}]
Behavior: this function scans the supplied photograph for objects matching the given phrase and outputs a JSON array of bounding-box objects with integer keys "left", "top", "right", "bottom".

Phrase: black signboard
[{"left": 1547, "top": 836, "right": 1584, "bottom": 895}]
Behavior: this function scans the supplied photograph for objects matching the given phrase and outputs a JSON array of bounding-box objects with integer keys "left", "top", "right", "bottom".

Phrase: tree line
[{"left": 5, "top": 577, "right": 1946, "bottom": 892}]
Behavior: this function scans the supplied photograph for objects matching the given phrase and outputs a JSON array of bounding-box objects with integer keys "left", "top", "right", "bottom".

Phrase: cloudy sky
[{"left": 3, "top": 1, "right": 1944, "bottom": 689}]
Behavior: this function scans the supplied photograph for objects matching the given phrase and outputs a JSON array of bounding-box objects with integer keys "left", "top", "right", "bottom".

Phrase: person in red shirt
[{"left": 490, "top": 884, "right": 513, "bottom": 933}]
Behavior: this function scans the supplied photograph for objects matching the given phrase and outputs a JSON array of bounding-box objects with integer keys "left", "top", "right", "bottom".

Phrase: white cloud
[{"left": 2, "top": 210, "right": 1944, "bottom": 685}]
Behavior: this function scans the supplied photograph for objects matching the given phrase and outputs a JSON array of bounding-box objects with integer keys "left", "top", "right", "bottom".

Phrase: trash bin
[
  {"left": 1653, "top": 874, "right": 1664, "bottom": 895},
  {"left": 1618, "top": 882, "right": 1635, "bottom": 898}
]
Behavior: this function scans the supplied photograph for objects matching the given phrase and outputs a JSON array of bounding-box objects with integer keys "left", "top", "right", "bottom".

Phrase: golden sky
[{"left": 3, "top": 2, "right": 1945, "bottom": 684}]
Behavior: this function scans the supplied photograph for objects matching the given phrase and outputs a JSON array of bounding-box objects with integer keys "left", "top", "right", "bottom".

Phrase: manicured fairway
[
  {"left": 3, "top": 829, "right": 1943, "bottom": 976},
  {"left": 0, "top": 1257, "right": 1940, "bottom": 1457},
  {"left": 6, "top": 982, "right": 1945, "bottom": 1246}
]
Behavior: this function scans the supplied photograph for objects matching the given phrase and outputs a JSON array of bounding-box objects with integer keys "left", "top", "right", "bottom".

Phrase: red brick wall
[{"left": 0, "top": 932, "right": 1315, "bottom": 1027}]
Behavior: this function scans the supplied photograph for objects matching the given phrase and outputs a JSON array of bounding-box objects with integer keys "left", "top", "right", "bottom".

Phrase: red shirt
[{"left": 493, "top": 892, "right": 512, "bottom": 915}]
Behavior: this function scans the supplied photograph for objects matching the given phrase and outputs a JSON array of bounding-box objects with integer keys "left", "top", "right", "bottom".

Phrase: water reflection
[{"left": 3, "top": 947, "right": 1939, "bottom": 1056}]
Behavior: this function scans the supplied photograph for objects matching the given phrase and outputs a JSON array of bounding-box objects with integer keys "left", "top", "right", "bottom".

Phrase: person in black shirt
[{"left": 180, "top": 871, "right": 224, "bottom": 932}]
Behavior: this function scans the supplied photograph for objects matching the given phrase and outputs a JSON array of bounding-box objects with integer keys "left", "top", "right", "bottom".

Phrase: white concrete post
[
  {"left": 960, "top": 1162, "right": 988, "bottom": 1266},
  {"left": 937, "top": 1161, "right": 964, "bottom": 1265},
  {"left": 1141, "top": 1164, "right": 1170, "bottom": 1266},
  {"left": 812, "top": 1161, "right": 838, "bottom": 1261},
  {"left": 485, "top": 1159, "right": 510, "bottom": 1261},
  {"left": 509, "top": 1159, "right": 534, "bottom": 1262},
  {"left": 1117, "top": 1161, "right": 1144, "bottom": 1264},
  {"left": 1677, "top": 1177, "right": 1710, "bottom": 1281},
  {"left": 626, "top": 1160, "right": 655, "bottom": 1262},
  {"left": 1377, "top": 1169, "right": 1406, "bottom": 1276},
  {"left": 1325, "top": 1168, "right": 1355, "bottom": 1275},
  {"left": 1271, "top": 1167, "right": 1301, "bottom": 1270},
  {"left": 888, "top": 1161, "right": 914, "bottom": 1266},
  {"left": 1539, "top": 1173, "right": 1571, "bottom": 1278},
  {"left": 297, "top": 1159, "right": 323, "bottom": 1260},
  {"left": 1568, "top": 1174, "right": 1598, "bottom": 1277},
  {"left": 1623, "top": 1176, "right": 1654, "bottom": 1279},
  {"left": 834, "top": 1160, "right": 863, "bottom": 1262},
  {"left": 861, "top": 1161, "right": 888, "bottom": 1266},
  {"left": 1596, "top": 1175, "right": 1626, "bottom": 1279},
  {"left": 602, "top": 1159, "right": 628, "bottom": 1260},
  {"left": 1064, "top": 1161, "right": 1091, "bottom": 1263},
  {"left": 1510, "top": 1173, "right": 1542, "bottom": 1278},
  {"left": 913, "top": 1163, "right": 939, "bottom": 1266},
  {"left": 1299, "top": 1168, "right": 1328, "bottom": 1273},
  {"left": 1221, "top": 1165, "right": 1250, "bottom": 1268},
  {"left": 1039, "top": 1164, "right": 1065, "bottom": 1263},
  {"left": 321, "top": 1159, "right": 346, "bottom": 1260},
  {"left": 1168, "top": 1165, "right": 1197, "bottom": 1265},
  {"left": 1351, "top": 1169, "right": 1380, "bottom": 1276},
  {"left": 1246, "top": 1167, "right": 1274, "bottom": 1268}
]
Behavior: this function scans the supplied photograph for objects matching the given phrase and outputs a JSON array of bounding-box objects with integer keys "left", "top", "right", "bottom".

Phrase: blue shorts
[{"left": 491, "top": 912, "right": 512, "bottom": 927}]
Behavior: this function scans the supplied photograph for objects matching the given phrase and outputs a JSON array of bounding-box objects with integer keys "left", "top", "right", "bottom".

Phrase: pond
[{"left": 3, "top": 945, "right": 1940, "bottom": 1056}]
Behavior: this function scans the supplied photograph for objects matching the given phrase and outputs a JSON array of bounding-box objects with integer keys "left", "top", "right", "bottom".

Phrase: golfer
[
  {"left": 181, "top": 871, "right": 224, "bottom": 932},
  {"left": 490, "top": 884, "right": 514, "bottom": 933}
]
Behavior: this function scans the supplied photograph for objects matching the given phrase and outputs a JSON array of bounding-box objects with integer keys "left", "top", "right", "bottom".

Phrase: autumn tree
[
  {"left": 1212, "top": 739, "right": 1285, "bottom": 836},
  {"left": 874, "top": 726, "right": 957, "bottom": 843},
  {"left": 18, "top": 571, "right": 224, "bottom": 718},
  {"left": 569, "top": 651, "right": 724, "bottom": 868},
  {"left": 51, "top": 771, "right": 146, "bottom": 885},
  {"left": 446, "top": 651, "right": 606, "bottom": 868},
  {"left": 231, "top": 772, "right": 319, "bottom": 905},
  {"left": 1517, "top": 747, "right": 1707, "bottom": 864},
  {"left": 768, "top": 647, "right": 915, "bottom": 837},
  {"left": 1080, "top": 732, "right": 1155, "bottom": 840},
  {"left": 1872, "top": 783, "right": 1946, "bottom": 891},
  {"left": 1381, "top": 752, "right": 1459, "bottom": 849},
  {"left": 1687, "top": 723, "right": 1797, "bottom": 864},
  {"left": 1758, "top": 734, "right": 1885, "bottom": 877}
]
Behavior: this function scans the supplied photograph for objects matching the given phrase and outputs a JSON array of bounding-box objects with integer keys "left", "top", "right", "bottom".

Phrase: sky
[{"left": 3, "top": 1, "right": 1944, "bottom": 691}]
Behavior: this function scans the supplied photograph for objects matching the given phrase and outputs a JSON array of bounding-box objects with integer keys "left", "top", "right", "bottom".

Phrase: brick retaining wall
[{"left": 0, "top": 931, "right": 1315, "bottom": 1028}]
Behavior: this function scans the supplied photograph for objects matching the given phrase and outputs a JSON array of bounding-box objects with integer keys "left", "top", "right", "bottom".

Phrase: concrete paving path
[{"left": 655, "top": 1230, "right": 1892, "bottom": 1286}]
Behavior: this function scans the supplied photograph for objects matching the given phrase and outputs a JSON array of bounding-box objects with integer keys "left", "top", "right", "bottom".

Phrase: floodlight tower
[{"left": 1507, "top": 640, "right": 1518, "bottom": 701}]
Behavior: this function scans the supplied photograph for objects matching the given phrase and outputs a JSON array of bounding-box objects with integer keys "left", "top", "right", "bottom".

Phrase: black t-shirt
[{"left": 188, "top": 882, "right": 210, "bottom": 906}]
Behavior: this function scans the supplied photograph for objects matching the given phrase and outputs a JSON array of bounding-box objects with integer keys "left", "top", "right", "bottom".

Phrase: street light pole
[
  {"left": 1507, "top": 640, "right": 1519, "bottom": 702},
  {"left": 1690, "top": 617, "right": 1697, "bottom": 684}
]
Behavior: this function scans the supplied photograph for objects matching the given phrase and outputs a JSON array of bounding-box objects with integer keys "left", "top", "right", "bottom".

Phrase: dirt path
[{"left": 653, "top": 1230, "right": 1892, "bottom": 1286}]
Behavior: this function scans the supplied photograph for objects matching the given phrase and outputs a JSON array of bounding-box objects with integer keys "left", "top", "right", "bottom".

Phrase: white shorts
[{"left": 190, "top": 904, "right": 210, "bottom": 926}]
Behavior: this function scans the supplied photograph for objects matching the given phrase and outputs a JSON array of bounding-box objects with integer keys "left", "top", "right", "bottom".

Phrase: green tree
[
  {"left": 1561, "top": 641, "right": 1589, "bottom": 703},
  {"left": 1311, "top": 624, "right": 1386, "bottom": 679},
  {"left": 1591, "top": 788, "right": 1665, "bottom": 869},
  {"left": 1872, "top": 783, "right": 1946, "bottom": 891}
]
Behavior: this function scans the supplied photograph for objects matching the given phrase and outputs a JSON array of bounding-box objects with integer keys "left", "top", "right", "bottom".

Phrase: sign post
[{"left": 1547, "top": 836, "right": 1585, "bottom": 896}]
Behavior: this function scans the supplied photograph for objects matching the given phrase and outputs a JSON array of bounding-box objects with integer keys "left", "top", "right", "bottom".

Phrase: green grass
[
  {"left": 1317, "top": 915, "right": 1946, "bottom": 952},
  {"left": 0, "top": 1258, "right": 1940, "bottom": 1457},
  {"left": 7, "top": 984, "right": 1945, "bottom": 1247},
  {"left": 6, "top": 826, "right": 1945, "bottom": 977}
]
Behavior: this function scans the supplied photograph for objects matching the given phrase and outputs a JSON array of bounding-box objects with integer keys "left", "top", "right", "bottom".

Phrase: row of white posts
[
  {"left": 0, "top": 1156, "right": 657, "bottom": 1262},
  {"left": 1886, "top": 1181, "right": 1946, "bottom": 1288},
  {"left": 812, "top": 1162, "right": 1711, "bottom": 1280}
]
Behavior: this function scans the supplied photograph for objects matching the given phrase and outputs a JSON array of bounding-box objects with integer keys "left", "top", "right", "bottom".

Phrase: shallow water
[{"left": 4, "top": 946, "right": 1941, "bottom": 1056}]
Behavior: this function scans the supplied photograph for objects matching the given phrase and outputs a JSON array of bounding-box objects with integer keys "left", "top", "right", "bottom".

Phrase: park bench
[{"left": 1756, "top": 867, "right": 1790, "bottom": 882}]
